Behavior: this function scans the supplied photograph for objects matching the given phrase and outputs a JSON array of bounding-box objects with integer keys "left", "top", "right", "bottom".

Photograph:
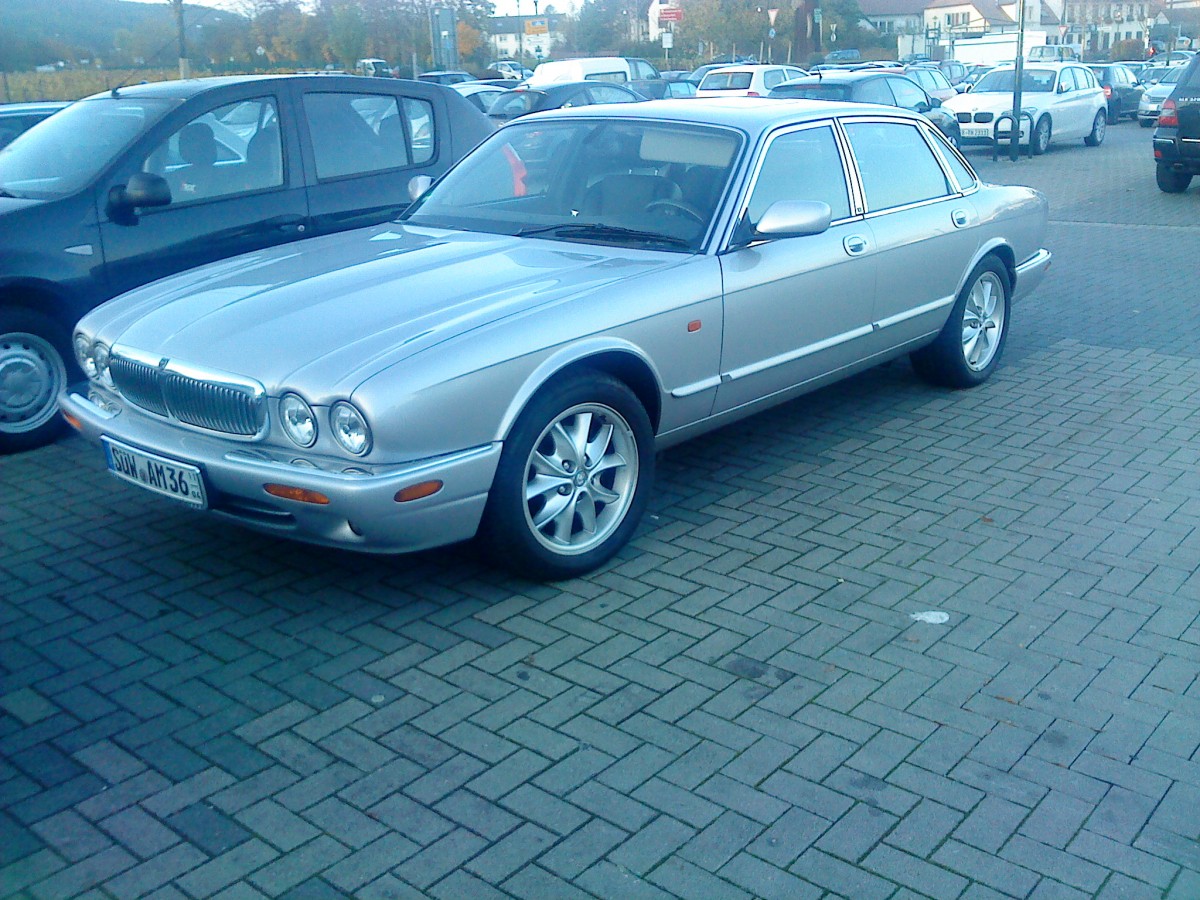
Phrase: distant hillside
[{"left": 0, "top": 0, "right": 236, "bottom": 70}]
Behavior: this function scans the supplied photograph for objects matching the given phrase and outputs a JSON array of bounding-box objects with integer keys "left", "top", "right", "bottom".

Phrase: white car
[
  {"left": 696, "top": 65, "right": 808, "bottom": 97},
  {"left": 943, "top": 62, "right": 1107, "bottom": 154}
]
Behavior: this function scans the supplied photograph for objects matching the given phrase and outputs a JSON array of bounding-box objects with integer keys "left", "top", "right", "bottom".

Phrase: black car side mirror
[{"left": 108, "top": 172, "right": 171, "bottom": 221}]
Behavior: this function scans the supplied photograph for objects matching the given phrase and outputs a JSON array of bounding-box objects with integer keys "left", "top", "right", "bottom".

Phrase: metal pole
[
  {"left": 1010, "top": 0, "right": 1027, "bottom": 160},
  {"left": 173, "top": 0, "right": 190, "bottom": 79}
]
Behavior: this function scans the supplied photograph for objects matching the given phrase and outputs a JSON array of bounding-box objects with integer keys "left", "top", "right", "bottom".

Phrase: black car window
[
  {"left": 405, "top": 98, "right": 435, "bottom": 165},
  {"left": 844, "top": 120, "right": 950, "bottom": 211},
  {"left": 559, "top": 89, "right": 592, "bottom": 109},
  {"left": 1183, "top": 59, "right": 1200, "bottom": 88},
  {"left": 588, "top": 85, "right": 638, "bottom": 104},
  {"left": 887, "top": 76, "right": 928, "bottom": 110},
  {"left": 303, "top": 92, "right": 426, "bottom": 180},
  {"left": 857, "top": 77, "right": 895, "bottom": 105},
  {"left": 746, "top": 124, "right": 852, "bottom": 223},
  {"left": 142, "top": 97, "right": 282, "bottom": 205}
]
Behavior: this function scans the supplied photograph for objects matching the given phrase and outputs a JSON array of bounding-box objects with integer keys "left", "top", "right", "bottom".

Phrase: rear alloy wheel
[
  {"left": 1032, "top": 117, "right": 1052, "bottom": 155},
  {"left": 1156, "top": 165, "right": 1193, "bottom": 193},
  {"left": 911, "top": 257, "right": 1010, "bottom": 389},
  {"left": 0, "top": 309, "right": 70, "bottom": 454},
  {"left": 1084, "top": 109, "right": 1107, "bottom": 146},
  {"left": 479, "top": 369, "right": 654, "bottom": 580}
]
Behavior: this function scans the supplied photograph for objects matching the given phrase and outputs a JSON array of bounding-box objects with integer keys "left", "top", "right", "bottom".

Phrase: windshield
[
  {"left": 404, "top": 119, "right": 743, "bottom": 252},
  {"left": 974, "top": 68, "right": 1057, "bottom": 93},
  {"left": 700, "top": 72, "right": 753, "bottom": 90},
  {"left": 771, "top": 84, "right": 851, "bottom": 100},
  {"left": 0, "top": 96, "right": 173, "bottom": 199}
]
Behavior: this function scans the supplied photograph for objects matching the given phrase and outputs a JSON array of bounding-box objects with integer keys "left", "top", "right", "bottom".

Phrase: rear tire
[
  {"left": 1139, "top": 118, "right": 1154, "bottom": 128},
  {"left": 0, "top": 308, "right": 71, "bottom": 454},
  {"left": 911, "top": 257, "right": 1010, "bottom": 390},
  {"left": 1156, "top": 165, "right": 1193, "bottom": 193},
  {"left": 1084, "top": 109, "right": 1106, "bottom": 146},
  {"left": 1107, "top": 102, "right": 1120, "bottom": 125}
]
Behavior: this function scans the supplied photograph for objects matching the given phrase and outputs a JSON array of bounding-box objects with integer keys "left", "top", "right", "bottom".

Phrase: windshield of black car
[
  {"left": 403, "top": 119, "right": 743, "bottom": 252},
  {"left": 974, "top": 68, "right": 1057, "bottom": 93},
  {"left": 0, "top": 97, "right": 173, "bottom": 199}
]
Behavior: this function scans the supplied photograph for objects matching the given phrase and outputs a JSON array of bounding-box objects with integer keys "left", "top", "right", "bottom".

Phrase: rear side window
[
  {"left": 303, "top": 92, "right": 434, "bottom": 180},
  {"left": 856, "top": 78, "right": 894, "bottom": 105},
  {"left": 844, "top": 120, "right": 951, "bottom": 211}
]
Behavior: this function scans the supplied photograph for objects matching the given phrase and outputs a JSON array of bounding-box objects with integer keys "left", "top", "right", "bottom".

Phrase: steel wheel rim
[
  {"left": 523, "top": 402, "right": 639, "bottom": 556},
  {"left": 0, "top": 331, "right": 66, "bottom": 434},
  {"left": 961, "top": 272, "right": 1005, "bottom": 372}
]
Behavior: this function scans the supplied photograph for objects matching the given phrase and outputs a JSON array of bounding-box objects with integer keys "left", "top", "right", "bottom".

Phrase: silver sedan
[{"left": 63, "top": 99, "right": 1050, "bottom": 579}]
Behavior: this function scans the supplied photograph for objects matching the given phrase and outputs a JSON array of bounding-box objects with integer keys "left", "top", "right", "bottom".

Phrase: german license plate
[
  {"left": 103, "top": 438, "right": 208, "bottom": 508},
  {"left": 962, "top": 126, "right": 992, "bottom": 138}
]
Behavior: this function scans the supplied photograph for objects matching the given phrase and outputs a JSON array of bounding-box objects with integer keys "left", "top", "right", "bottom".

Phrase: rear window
[
  {"left": 701, "top": 72, "right": 753, "bottom": 90},
  {"left": 770, "top": 84, "right": 851, "bottom": 100},
  {"left": 1182, "top": 59, "right": 1200, "bottom": 88}
]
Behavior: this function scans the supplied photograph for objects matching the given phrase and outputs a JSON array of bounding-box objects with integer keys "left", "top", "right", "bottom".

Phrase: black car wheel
[
  {"left": 0, "top": 308, "right": 71, "bottom": 454},
  {"left": 1156, "top": 165, "right": 1193, "bottom": 193},
  {"left": 1107, "top": 100, "right": 1120, "bottom": 125}
]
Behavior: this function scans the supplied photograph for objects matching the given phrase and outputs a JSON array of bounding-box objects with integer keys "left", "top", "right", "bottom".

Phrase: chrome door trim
[{"left": 723, "top": 323, "right": 875, "bottom": 382}]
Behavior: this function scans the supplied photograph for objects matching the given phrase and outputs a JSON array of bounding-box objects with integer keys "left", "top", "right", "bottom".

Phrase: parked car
[
  {"left": 903, "top": 64, "right": 957, "bottom": 101},
  {"left": 451, "top": 81, "right": 511, "bottom": 113},
  {"left": 1114, "top": 60, "right": 1149, "bottom": 80},
  {"left": 1138, "top": 64, "right": 1186, "bottom": 126},
  {"left": 1087, "top": 63, "right": 1145, "bottom": 122},
  {"left": 824, "top": 49, "right": 862, "bottom": 63},
  {"left": 0, "top": 101, "right": 69, "bottom": 149},
  {"left": 355, "top": 59, "right": 395, "bottom": 77},
  {"left": 62, "top": 99, "right": 1050, "bottom": 578},
  {"left": 486, "top": 82, "right": 646, "bottom": 121},
  {"left": 528, "top": 57, "right": 661, "bottom": 86},
  {"left": 686, "top": 63, "right": 732, "bottom": 85},
  {"left": 418, "top": 71, "right": 476, "bottom": 85},
  {"left": 696, "top": 65, "right": 808, "bottom": 97},
  {"left": 963, "top": 63, "right": 1002, "bottom": 89},
  {"left": 934, "top": 59, "right": 969, "bottom": 85},
  {"left": 1151, "top": 54, "right": 1200, "bottom": 192},
  {"left": 0, "top": 74, "right": 493, "bottom": 452},
  {"left": 769, "top": 70, "right": 964, "bottom": 148},
  {"left": 943, "top": 62, "right": 1108, "bottom": 154},
  {"left": 491, "top": 60, "right": 533, "bottom": 81}
]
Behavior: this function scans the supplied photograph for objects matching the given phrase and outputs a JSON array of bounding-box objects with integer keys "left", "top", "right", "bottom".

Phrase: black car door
[
  {"left": 98, "top": 83, "right": 310, "bottom": 300},
  {"left": 299, "top": 82, "right": 446, "bottom": 236}
]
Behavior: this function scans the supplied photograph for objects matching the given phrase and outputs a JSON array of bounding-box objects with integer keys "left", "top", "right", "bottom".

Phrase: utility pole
[
  {"left": 170, "top": 0, "right": 190, "bottom": 79},
  {"left": 1010, "top": 0, "right": 1027, "bottom": 160}
]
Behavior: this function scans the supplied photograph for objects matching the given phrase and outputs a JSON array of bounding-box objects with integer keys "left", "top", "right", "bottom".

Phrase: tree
[{"left": 328, "top": 2, "right": 367, "bottom": 67}]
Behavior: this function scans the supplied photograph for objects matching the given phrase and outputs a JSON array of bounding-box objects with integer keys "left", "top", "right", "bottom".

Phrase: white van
[{"left": 528, "top": 57, "right": 661, "bottom": 85}]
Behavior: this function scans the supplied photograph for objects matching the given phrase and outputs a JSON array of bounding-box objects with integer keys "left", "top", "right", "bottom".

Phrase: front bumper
[{"left": 60, "top": 386, "right": 502, "bottom": 554}]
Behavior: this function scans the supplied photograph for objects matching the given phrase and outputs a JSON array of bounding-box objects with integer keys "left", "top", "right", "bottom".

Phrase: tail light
[
  {"left": 1103, "top": 85, "right": 1113, "bottom": 99},
  {"left": 746, "top": 90, "right": 761, "bottom": 97},
  {"left": 1159, "top": 97, "right": 1178, "bottom": 127}
]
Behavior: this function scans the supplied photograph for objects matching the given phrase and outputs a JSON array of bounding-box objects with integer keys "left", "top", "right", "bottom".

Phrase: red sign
[{"left": 659, "top": 7, "right": 683, "bottom": 22}]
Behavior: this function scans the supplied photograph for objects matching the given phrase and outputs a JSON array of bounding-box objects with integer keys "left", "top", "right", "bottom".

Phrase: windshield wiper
[{"left": 516, "top": 222, "right": 692, "bottom": 250}]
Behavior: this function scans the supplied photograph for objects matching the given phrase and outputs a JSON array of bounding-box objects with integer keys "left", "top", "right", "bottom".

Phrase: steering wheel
[{"left": 644, "top": 198, "right": 705, "bottom": 224}]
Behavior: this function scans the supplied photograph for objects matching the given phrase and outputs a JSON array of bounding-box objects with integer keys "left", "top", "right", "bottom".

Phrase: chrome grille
[
  {"left": 109, "top": 355, "right": 169, "bottom": 416},
  {"left": 110, "top": 351, "right": 266, "bottom": 437}
]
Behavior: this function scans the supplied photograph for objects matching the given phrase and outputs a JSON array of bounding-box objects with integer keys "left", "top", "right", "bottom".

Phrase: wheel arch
[
  {"left": 0, "top": 279, "right": 80, "bottom": 334},
  {"left": 497, "top": 339, "right": 665, "bottom": 444},
  {"left": 959, "top": 241, "right": 1015, "bottom": 298}
]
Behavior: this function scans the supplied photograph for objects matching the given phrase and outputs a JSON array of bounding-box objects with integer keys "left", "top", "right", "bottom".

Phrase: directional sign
[{"left": 659, "top": 6, "right": 683, "bottom": 22}]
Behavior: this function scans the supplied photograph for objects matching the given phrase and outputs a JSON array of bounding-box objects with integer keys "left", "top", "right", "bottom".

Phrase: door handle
[
  {"left": 952, "top": 209, "right": 969, "bottom": 228},
  {"left": 844, "top": 235, "right": 868, "bottom": 255},
  {"left": 266, "top": 215, "right": 308, "bottom": 235}
]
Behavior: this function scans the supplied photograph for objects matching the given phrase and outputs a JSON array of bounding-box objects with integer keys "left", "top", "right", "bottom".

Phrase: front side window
[
  {"left": 142, "top": 97, "right": 282, "bottom": 204},
  {"left": 0, "top": 97, "right": 172, "bottom": 199},
  {"left": 844, "top": 120, "right": 950, "bottom": 211},
  {"left": 745, "top": 124, "right": 851, "bottom": 224},
  {"left": 405, "top": 119, "right": 742, "bottom": 252},
  {"left": 303, "top": 92, "right": 432, "bottom": 180},
  {"left": 856, "top": 78, "right": 895, "bottom": 105}
]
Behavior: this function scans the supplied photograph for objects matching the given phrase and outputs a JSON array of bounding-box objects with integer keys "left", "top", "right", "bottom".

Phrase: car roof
[
  {"left": 0, "top": 101, "right": 70, "bottom": 114},
  {"left": 512, "top": 96, "right": 923, "bottom": 133},
  {"left": 82, "top": 74, "right": 446, "bottom": 101}
]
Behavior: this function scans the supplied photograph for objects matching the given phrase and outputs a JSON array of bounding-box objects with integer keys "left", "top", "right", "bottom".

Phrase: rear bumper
[{"left": 1014, "top": 249, "right": 1052, "bottom": 302}]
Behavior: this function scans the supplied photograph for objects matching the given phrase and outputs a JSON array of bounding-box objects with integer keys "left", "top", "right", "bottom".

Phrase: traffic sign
[{"left": 659, "top": 6, "right": 683, "bottom": 21}]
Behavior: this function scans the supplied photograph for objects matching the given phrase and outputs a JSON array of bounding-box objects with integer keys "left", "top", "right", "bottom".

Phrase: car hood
[
  {"left": 944, "top": 91, "right": 1056, "bottom": 114},
  {"left": 1143, "top": 83, "right": 1175, "bottom": 100},
  {"left": 0, "top": 195, "right": 44, "bottom": 215},
  {"left": 88, "top": 223, "right": 682, "bottom": 398}
]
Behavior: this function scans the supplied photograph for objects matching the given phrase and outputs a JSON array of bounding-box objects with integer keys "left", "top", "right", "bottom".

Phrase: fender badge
[{"left": 64, "top": 245, "right": 94, "bottom": 256}]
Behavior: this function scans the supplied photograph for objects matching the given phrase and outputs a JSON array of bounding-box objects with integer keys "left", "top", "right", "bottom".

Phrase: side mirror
[
  {"left": 1057, "top": 82, "right": 1070, "bottom": 93},
  {"left": 954, "top": 82, "right": 970, "bottom": 93},
  {"left": 929, "top": 96, "right": 943, "bottom": 108},
  {"left": 756, "top": 200, "right": 832, "bottom": 238},
  {"left": 408, "top": 174, "right": 433, "bottom": 203}
]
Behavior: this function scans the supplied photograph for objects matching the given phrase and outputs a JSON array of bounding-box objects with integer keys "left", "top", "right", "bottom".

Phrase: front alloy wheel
[
  {"left": 480, "top": 369, "right": 653, "bottom": 579},
  {"left": 1032, "top": 117, "right": 1051, "bottom": 155},
  {"left": 0, "top": 309, "right": 71, "bottom": 454}
]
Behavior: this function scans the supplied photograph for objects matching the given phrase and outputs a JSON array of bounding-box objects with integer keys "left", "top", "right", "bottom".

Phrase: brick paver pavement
[{"left": 2, "top": 123, "right": 1198, "bottom": 899}]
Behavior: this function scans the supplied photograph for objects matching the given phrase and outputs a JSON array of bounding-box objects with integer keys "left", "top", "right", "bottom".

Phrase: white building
[{"left": 487, "top": 15, "right": 564, "bottom": 62}]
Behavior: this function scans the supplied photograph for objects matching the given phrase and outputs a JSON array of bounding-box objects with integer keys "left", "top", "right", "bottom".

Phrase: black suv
[
  {"left": 0, "top": 75, "right": 493, "bottom": 451},
  {"left": 1152, "top": 55, "right": 1200, "bottom": 193}
]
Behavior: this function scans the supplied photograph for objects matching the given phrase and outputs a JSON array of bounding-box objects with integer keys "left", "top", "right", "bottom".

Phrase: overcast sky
[{"left": 122, "top": 0, "right": 565, "bottom": 20}]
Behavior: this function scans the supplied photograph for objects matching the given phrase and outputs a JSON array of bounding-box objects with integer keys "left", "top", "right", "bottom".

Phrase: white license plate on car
[
  {"left": 103, "top": 438, "right": 208, "bottom": 508},
  {"left": 962, "top": 126, "right": 992, "bottom": 138}
]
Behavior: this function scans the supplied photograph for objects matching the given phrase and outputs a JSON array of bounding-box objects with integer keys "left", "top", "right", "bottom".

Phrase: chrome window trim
[{"left": 718, "top": 118, "right": 862, "bottom": 253}]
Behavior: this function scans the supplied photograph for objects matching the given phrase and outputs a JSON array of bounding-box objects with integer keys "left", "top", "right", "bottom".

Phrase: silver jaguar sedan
[{"left": 62, "top": 99, "right": 1050, "bottom": 579}]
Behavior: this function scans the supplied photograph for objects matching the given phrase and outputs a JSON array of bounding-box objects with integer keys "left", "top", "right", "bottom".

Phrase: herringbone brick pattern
[{"left": 1, "top": 125, "right": 1197, "bottom": 898}]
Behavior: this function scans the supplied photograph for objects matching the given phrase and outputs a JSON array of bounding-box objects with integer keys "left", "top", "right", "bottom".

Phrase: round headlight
[
  {"left": 74, "top": 335, "right": 96, "bottom": 379},
  {"left": 280, "top": 394, "right": 317, "bottom": 448},
  {"left": 331, "top": 402, "right": 372, "bottom": 456},
  {"left": 92, "top": 343, "right": 112, "bottom": 386}
]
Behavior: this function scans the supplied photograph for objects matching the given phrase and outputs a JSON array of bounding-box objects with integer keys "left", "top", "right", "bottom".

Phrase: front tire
[
  {"left": 479, "top": 369, "right": 654, "bottom": 580},
  {"left": 1032, "top": 116, "right": 1051, "bottom": 155},
  {"left": 911, "top": 257, "right": 1010, "bottom": 389},
  {"left": 1156, "top": 165, "right": 1193, "bottom": 193},
  {"left": 1084, "top": 109, "right": 1107, "bottom": 146},
  {"left": 0, "top": 308, "right": 71, "bottom": 454}
]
